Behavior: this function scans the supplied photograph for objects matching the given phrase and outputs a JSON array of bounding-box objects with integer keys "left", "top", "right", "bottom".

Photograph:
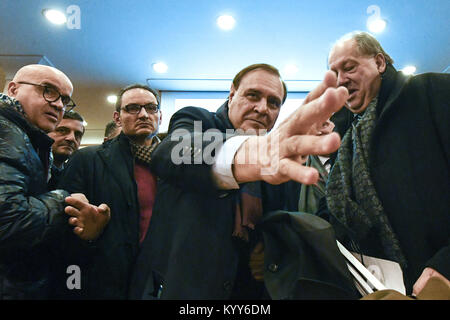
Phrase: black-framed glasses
[
  {"left": 17, "top": 81, "right": 76, "bottom": 112},
  {"left": 121, "top": 103, "right": 160, "bottom": 114}
]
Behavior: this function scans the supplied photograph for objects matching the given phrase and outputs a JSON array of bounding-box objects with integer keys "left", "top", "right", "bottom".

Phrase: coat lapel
[{"left": 97, "top": 134, "right": 137, "bottom": 209}]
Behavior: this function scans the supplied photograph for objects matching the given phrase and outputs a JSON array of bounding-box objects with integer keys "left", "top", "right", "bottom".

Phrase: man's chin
[
  {"left": 55, "top": 149, "right": 73, "bottom": 157},
  {"left": 242, "top": 121, "right": 271, "bottom": 134},
  {"left": 130, "top": 129, "right": 156, "bottom": 140}
]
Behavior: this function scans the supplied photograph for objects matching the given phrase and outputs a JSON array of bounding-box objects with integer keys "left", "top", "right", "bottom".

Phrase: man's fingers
[
  {"left": 65, "top": 205, "right": 81, "bottom": 217},
  {"left": 284, "top": 86, "right": 348, "bottom": 136},
  {"left": 278, "top": 158, "right": 320, "bottom": 185},
  {"left": 97, "top": 204, "right": 111, "bottom": 216},
  {"left": 65, "top": 196, "right": 90, "bottom": 210},
  {"left": 280, "top": 132, "right": 341, "bottom": 159},
  {"left": 68, "top": 217, "right": 79, "bottom": 226},
  {"left": 300, "top": 86, "right": 348, "bottom": 129},
  {"left": 69, "top": 193, "right": 89, "bottom": 203},
  {"left": 73, "top": 226, "right": 84, "bottom": 236},
  {"left": 303, "top": 70, "right": 338, "bottom": 104}
]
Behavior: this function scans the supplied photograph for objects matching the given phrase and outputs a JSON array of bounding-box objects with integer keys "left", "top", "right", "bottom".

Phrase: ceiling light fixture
[
  {"left": 107, "top": 95, "right": 117, "bottom": 104},
  {"left": 217, "top": 15, "right": 235, "bottom": 30},
  {"left": 401, "top": 65, "right": 416, "bottom": 75},
  {"left": 42, "top": 9, "right": 67, "bottom": 25},
  {"left": 367, "top": 18, "right": 386, "bottom": 33},
  {"left": 152, "top": 62, "right": 168, "bottom": 73},
  {"left": 283, "top": 64, "right": 299, "bottom": 77},
  {"left": 82, "top": 121, "right": 88, "bottom": 127}
]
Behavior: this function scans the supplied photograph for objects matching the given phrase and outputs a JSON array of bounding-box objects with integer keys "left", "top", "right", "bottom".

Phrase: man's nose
[
  {"left": 137, "top": 107, "right": 150, "bottom": 118},
  {"left": 65, "top": 131, "right": 76, "bottom": 143},
  {"left": 50, "top": 96, "right": 65, "bottom": 111},
  {"left": 253, "top": 98, "right": 269, "bottom": 114},
  {"left": 337, "top": 72, "right": 349, "bottom": 87}
]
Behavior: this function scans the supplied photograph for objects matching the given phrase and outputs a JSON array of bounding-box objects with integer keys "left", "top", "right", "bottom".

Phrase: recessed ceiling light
[
  {"left": 152, "top": 62, "right": 168, "bottom": 73},
  {"left": 401, "top": 65, "right": 416, "bottom": 75},
  {"left": 82, "top": 120, "right": 88, "bottom": 127},
  {"left": 217, "top": 15, "right": 235, "bottom": 30},
  {"left": 42, "top": 9, "right": 67, "bottom": 25},
  {"left": 367, "top": 18, "right": 386, "bottom": 33},
  {"left": 107, "top": 95, "right": 117, "bottom": 104},
  {"left": 283, "top": 64, "right": 299, "bottom": 76}
]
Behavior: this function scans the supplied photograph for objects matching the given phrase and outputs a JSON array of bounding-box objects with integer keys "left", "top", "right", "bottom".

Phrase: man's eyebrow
[
  {"left": 244, "top": 88, "right": 261, "bottom": 94},
  {"left": 40, "top": 81, "right": 59, "bottom": 90}
]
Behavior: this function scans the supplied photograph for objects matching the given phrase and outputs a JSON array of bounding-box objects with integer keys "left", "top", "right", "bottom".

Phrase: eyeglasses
[
  {"left": 17, "top": 81, "right": 76, "bottom": 112},
  {"left": 121, "top": 103, "right": 160, "bottom": 114}
]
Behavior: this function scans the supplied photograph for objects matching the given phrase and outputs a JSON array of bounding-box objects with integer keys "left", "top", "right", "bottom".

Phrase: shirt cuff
[{"left": 212, "top": 135, "right": 251, "bottom": 190}]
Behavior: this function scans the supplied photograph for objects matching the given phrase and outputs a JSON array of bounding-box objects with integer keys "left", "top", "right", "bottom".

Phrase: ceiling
[{"left": 0, "top": 0, "right": 449, "bottom": 144}]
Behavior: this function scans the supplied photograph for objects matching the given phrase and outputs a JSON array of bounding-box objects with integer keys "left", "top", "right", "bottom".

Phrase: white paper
[{"left": 350, "top": 251, "right": 406, "bottom": 295}]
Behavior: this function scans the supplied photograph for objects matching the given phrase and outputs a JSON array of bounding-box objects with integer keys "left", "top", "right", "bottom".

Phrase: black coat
[
  {"left": 56, "top": 132, "right": 152, "bottom": 299},
  {"left": 0, "top": 103, "right": 69, "bottom": 299},
  {"left": 141, "top": 102, "right": 304, "bottom": 299},
  {"left": 326, "top": 66, "right": 450, "bottom": 293}
]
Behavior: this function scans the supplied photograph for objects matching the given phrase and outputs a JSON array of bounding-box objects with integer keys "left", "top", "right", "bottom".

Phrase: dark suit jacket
[
  {"left": 325, "top": 66, "right": 450, "bottom": 293},
  {"left": 56, "top": 133, "right": 152, "bottom": 299},
  {"left": 141, "top": 102, "right": 302, "bottom": 299}
]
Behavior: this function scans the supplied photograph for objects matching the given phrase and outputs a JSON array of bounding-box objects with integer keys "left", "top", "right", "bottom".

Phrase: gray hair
[{"left": 332, "top": 31, "right": 394, "bottom": 65}]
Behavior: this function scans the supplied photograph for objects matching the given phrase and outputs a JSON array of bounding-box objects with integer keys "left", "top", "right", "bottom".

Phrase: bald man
[{"left": 0, "top": 64, "right": 110, "bottom": 299}]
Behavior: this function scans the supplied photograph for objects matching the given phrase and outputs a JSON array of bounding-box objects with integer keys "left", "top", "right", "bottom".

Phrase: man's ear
[
  {"left": 375, "top": 53, "right": 387, "bottom": 73},
  {"left": 228, "top": 84, "right": 236, "bottom": 103},
  {"left": 7, "top": 81, "right": 18, "bottom": 97},
  {"left": 158, "top": 110, "right": 162, "bottom": 125},
  {"left": 113, "top": 111, "right": 121, "bottom": 127}
]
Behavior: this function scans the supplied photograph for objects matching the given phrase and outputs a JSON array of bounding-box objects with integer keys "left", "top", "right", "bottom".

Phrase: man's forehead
[
  {"left": 329, "top": 39, "right": 358, "bottom": 66},
  {"left": 16, "top": 65, "right": 73, "bottom": 93},
  {"left": 121, "top": 88, "right": 156, "bottom": 104},
  {"left": 239, "top": 69, "right": 283, "bottom": 97},
  {"left": 59, "top": 118, "right": 83, "bottom": 126}
]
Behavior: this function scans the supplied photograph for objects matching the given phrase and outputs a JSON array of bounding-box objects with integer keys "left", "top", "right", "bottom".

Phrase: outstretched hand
[
  {"left": 413, "top": 267, "right": 450, "bottom": 297},
  {"left": 65, "top": 193, "right": 111, "bottom": 241},
  {"left": 233, "top": 70, "right": 348, "bottom": 185}
]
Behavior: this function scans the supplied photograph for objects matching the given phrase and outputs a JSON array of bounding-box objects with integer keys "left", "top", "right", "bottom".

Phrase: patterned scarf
[
  {"left": 232, "top": 182, "right": 263, "bottom": 242},
  {"left": 130, "top": 136, "right": 161, "bottom": 165},
  {"left": 326, "top": 97, "right": 407, "bottom": 268},
  {"left": 0, "top": 93, "right": 26, "bottom": 116},
  {"left": 0, "top": 93, "right": 53, "bottom": 180}
]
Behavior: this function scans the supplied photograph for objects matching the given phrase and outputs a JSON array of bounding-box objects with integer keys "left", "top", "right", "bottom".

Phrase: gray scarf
[{"left": 326, "top": 97, "right": 407, "bottom": 268}]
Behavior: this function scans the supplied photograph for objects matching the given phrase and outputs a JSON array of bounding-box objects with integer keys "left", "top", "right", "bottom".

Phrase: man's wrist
[{"left": 232, "top": 136, "right": 263, "bottom": 184}]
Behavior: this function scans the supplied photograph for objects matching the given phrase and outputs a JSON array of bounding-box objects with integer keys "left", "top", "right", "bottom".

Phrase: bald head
[
  {"left": 12, "top": 64, "right": 73, "bottom": 92},
  {"left": 7, "top": 64, "right": 74, "bottom": 132}
]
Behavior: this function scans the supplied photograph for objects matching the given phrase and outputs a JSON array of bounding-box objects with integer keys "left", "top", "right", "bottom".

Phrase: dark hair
[
  {"left": 334, "top": 31, "right": 394, "bottom": 65},
  {"left": 62, "top": 110, "right": 85, "bottom": 133},
  {"left": 63, "top": 110, "right": 84, "bottom": 122},
  {"left": 104, "top": 120, "right": 118, "bottom": 138},
  {"left": 231, "top": 63, "right": 287, "bottom": 104},
  {"left": 115, "top": 84, "right": 161, "bottom": 112}
]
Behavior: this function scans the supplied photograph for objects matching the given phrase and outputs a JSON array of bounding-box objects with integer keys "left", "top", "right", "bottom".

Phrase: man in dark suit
[
  {"left": 47, "top": 110, "right": 85, "bottom": 190},
  {"left": 0, "top": 64, "right": 109, "bottom": 299},
  {"left": 55, "top": 84, "right": 162, "bottom": 299},
  {"left": 325, "top": 31, "right": 449, "bottom": 296},
  {"left": 142, "top": 63, "right": 350, "bottom": 299}
]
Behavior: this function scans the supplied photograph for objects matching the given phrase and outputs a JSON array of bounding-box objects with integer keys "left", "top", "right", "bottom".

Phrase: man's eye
[
  {"left": 268, "top": 100, "right": 281, "bottom": 109},
  {"left": 344, "top": 65, "right": 356, "bottom": 72},
  {"left": 56, "top": 127, "right": 69, "bottom": 134},
  {"left": 45, "top": 86, "right": 59, "bottom": 98}
]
